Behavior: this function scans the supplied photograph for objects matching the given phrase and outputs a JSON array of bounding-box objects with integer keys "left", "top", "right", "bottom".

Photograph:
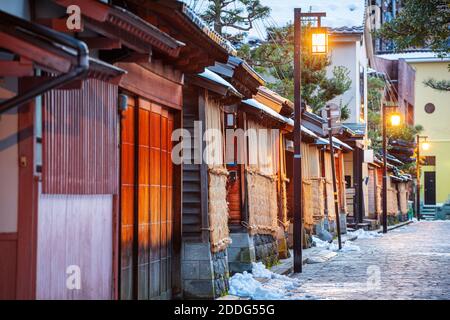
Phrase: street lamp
[
  {"left": 293, "top": 9, "right": 327, "bottom": 273},
  {"left": 382, "top": 107, "right": 401, "bottom": 233},
  {"left": 390, "top": 113, "right": 401, "bottom": 127},
  {"left": 416, "top": 135, "right": 430, "bottom": 221},
  {"left": 311, "top": 29, "right": 328, "bottom": 54}
]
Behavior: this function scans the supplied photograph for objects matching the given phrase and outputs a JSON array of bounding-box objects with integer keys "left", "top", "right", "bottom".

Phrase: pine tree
[
  {"left": 239, "top": 23, "right": 352, "bottom": 117},
  {"left": 200, "top": 0, "right": 270, "bottom": 43}
]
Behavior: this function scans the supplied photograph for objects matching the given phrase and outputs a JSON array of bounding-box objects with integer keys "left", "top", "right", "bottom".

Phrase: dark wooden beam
[
  {"left": 0, "top": 31, "right": 71, "bottom": 73},
  {"left": 79, "top": 37, "right": 122, "bottom": 50},
  {"left": 36, "top": 18, "right": 84, "bottom": 32},
  {"left": 0, "top": 60, "right": 33, "bottom": 77}
]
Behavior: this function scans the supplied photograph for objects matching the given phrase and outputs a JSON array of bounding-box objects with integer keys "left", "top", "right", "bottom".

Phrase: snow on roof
[
  {"left": 198, "top": 68, "right": 241, "bottom": 96},
  {"left": 332, "top": 137, "right": 353, "bottom": 151},
  {"left": 242, "top": 99, "right": 317, "bottom": 138},
  {"left": 376, "top": 51, "right": 450, "bottom": 62}
]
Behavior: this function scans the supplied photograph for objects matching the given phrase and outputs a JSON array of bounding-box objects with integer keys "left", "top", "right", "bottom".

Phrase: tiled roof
[
  {"left": 180, "top": 2, "right": 237, "bottom": 56},
  {"left": 329, "top": 26, "right": 364, "bottom": 34},
  {"left": 343, "top": 123, "right": 366, "bottom": 136},
  {"left": 376, "top": 50, "right": 449, "bottom": 61}
]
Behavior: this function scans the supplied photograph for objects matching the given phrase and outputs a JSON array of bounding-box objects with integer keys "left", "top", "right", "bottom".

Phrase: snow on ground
[
  {"left": 229, "top": 262, "right": 319, "bottom": 300},
  {"left": 312, "top": 236, "right": 360, "bottom": 252},
  {"left": 229, "top": 229, "right": 392, "bottom": 299},
  {"left": 347, "top": 228, "right": 383, "bottom": 239}
]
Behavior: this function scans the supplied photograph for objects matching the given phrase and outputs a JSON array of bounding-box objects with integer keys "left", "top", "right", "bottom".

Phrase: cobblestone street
[{"left": 289, "top": 221, "right": 450, "bottom": 300}]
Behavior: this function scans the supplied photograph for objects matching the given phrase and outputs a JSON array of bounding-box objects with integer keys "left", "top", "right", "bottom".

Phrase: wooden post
[
  {"left": 198, "top": 88, "right": 210, "bottom": 243},
  {"left": 416, "top": 135, "right": 421, "bottom": 221},
  {"left": 327, "top": 107, "right": 342, "bottom": 249},
  {"left": 382, "top": 105, "right": 388, "bottom": 233},
  {"left": 293, "top": 8, "right": 303, "bottom": 273}
]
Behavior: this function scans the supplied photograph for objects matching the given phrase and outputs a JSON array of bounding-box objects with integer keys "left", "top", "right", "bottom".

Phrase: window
[
  {"left": 345, "top": 175, "right": 352, "bottom": 188},
  {"left": 424, "top": 103, "right": 435, "bottom": 114}
]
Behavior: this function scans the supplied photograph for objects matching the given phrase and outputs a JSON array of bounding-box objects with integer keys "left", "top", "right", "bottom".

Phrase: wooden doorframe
[
  {"left": 16, "top": 79, "right": 38, "bottom": 299},
  {"left": 118, "top": 90, "right": 182, "bottom": 299}
]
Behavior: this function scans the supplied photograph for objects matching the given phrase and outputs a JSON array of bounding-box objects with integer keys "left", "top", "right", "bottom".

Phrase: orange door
[
  {"left": 120, "top": 95, "right": 174, "bottom": 300},
  {"left": 224, "top": 112, "right": 242, "bottom": 225}
]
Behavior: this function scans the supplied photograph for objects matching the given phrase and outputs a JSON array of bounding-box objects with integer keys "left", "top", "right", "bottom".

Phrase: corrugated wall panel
[{"left": 42, "top": 79, "right": 118, "bottom": 194}]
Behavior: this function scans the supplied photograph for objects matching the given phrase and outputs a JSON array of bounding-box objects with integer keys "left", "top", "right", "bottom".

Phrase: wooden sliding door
[{"left": 120, "top": 95, "right": 174, "bottom": 300}]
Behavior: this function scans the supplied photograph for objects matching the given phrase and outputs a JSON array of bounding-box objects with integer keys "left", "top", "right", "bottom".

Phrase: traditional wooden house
[
  {"left": 284, "top": 111, "right": 352, "bottom": 245},
  {"left": 180, "top": 68, "right": 242, "bottom": 298},
  {"left": 335, "top": 124, "right": 369, "bottom": 228},
  {"left": 0, "top": 6, "right": 126, "bottom": 299},
  {"left": 367, "top": 158, "right": 383, "bottom": 225},
  {"left": 0, "top": 0, "right": 235, "bottom": 300},
  {"left": 235, "top": 94, "right": 293, "bottom": 269}
]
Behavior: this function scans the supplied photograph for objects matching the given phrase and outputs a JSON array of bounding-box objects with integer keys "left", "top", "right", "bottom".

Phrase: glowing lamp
[
  {"left": 390, "top": 114, "right": 401, "bottom": 126},
  {"left": 422, "top": 141, "right": 430, "bottom": 151},
  {"left": 311, "top": 31, "right": 328, "bottom": 54}
]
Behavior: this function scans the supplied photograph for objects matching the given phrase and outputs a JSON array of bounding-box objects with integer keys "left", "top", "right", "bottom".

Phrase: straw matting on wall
[
  {"left": 325, "top": 179, "right": 336, "bottom": 221},
  {"left": 388, "top": 187, "right": 399, "bottom": 215},
  {"left": 208, "top": 167, "right": 231, "bottom": 252},
  {"left": 376, "top": 185, "right": 383, "bottom": 215},
  {"left": 280, "top": 174, "right": 289, "bottom": 230},
  {"left": 398, "top": 183, "right": 409, "bottom": 214},
  {"left": 246, "top": 169, "right": 278, "bottom": 236},
  {"left": 309, "top": 178, "right": 325, "bottom": 223}
]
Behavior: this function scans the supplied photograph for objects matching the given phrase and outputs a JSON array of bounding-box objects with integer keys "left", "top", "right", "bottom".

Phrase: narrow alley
[{"left": 289, "top": 221, "right": 450, "bottom": 300}]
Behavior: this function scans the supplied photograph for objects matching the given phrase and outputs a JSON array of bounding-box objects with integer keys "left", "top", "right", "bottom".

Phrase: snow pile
[
  {"left": 348, "top": 229, "right": 383, "bottom": 239},
  {"left": 229, "top": 262, "right": 300, "bottom": 300},
  {"left": 251, "top": 261, "right": 273, "bottom": 278},
  {"left": 229, "top": 272, "right": 285, "bottom": 299},
  {"left": 312, "top": 237, "right": 360, "bottom": 252},
  {"left": 339, "top": 241, "right": 361, "bottom": 252}
]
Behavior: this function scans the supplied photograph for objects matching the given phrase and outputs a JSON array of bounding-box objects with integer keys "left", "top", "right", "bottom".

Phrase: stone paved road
[{"left": 290, "top": 221, "right": 450, "bottom": 300}]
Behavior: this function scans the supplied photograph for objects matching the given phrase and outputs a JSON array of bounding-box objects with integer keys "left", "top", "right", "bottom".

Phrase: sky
[{"left": 184, "top": 0, "right": 366, "bottom": 38}]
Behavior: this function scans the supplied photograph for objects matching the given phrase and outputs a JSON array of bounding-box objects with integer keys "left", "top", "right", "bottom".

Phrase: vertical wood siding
[
  {"left": 120, "top": 95, "right": 175, "bottom": 300},
  {"left": 42, "top": 79, "right": 119, "bottom": 194},
  {"left": 0, "top": 233, "right": 17, "bottom": 299},
  {"left": 36, "top": 193, "right": 113, "bottom": 300}
]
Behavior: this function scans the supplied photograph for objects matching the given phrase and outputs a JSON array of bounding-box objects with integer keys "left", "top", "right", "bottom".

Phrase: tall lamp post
[
  {"left": 293, "top": 8, "right": 327, "bottom": 273},
  {"left": 382, "top": 107, "right": 401, "bottom": 233},
  {"left": 416, "top": 135, "right": 430, "bottom": 221}
]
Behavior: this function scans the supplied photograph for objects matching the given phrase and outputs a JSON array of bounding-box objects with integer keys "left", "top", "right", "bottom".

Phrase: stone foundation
[
  {"left": 181, "top": 241, "right": 230, "bottom": 299},
  {"left": 211, "top": 250, "right": 230, "bottom": 297},
  {"left": 227, "top": 232, "right": 255, "bottom": 274},
  {"left": 253, "top": 234, "right": 278, "bottom": 268}
]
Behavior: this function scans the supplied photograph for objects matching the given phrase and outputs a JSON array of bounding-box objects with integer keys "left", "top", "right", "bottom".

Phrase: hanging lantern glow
[{"left": 311, "top": 29, "right": 328, "bottom": 54}]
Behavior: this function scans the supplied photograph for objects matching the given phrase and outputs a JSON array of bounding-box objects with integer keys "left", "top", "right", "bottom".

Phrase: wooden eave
[
  {"left": 0, "top": 25, "right": 72, "bottom": 74},
  {"left": 254, "top": 88, "right": 283, "bottom": 113},
  {"left": 0, "top": 22, "right": 126, "bottom": 84},
  {"left": 241, "top": 104, "right": 286, "bottom": 130},
  {"left": 186, "top": 74, "right": 242, "bottom": 105},
  {"left": 123, "top": 0, "right": 234, "bottom": 73},
  {"left": 209, "top": 59, "right": 265, "bottom": 99},
  {"left": 255, "top": 87, "right": 294, "bottom": 117},
  {"left": 302, "top": 112, "right": 326, "bottom": 136},
  {"left": 53, "top": 0, "right": 184, "bottom": 58},
  {"left": 87, "top": 57, "right": 126, "bottom": 84},
  {"left": 233, "top": 64, "right": 265, "bottom": 98}
]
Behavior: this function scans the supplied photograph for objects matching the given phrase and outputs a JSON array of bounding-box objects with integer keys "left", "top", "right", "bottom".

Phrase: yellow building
[
  {"left": 410, "top": 58, "right": 450, "bottom": 205},
  {"left": 375, "top": 52, "right": 450, "bottom": 206}
]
